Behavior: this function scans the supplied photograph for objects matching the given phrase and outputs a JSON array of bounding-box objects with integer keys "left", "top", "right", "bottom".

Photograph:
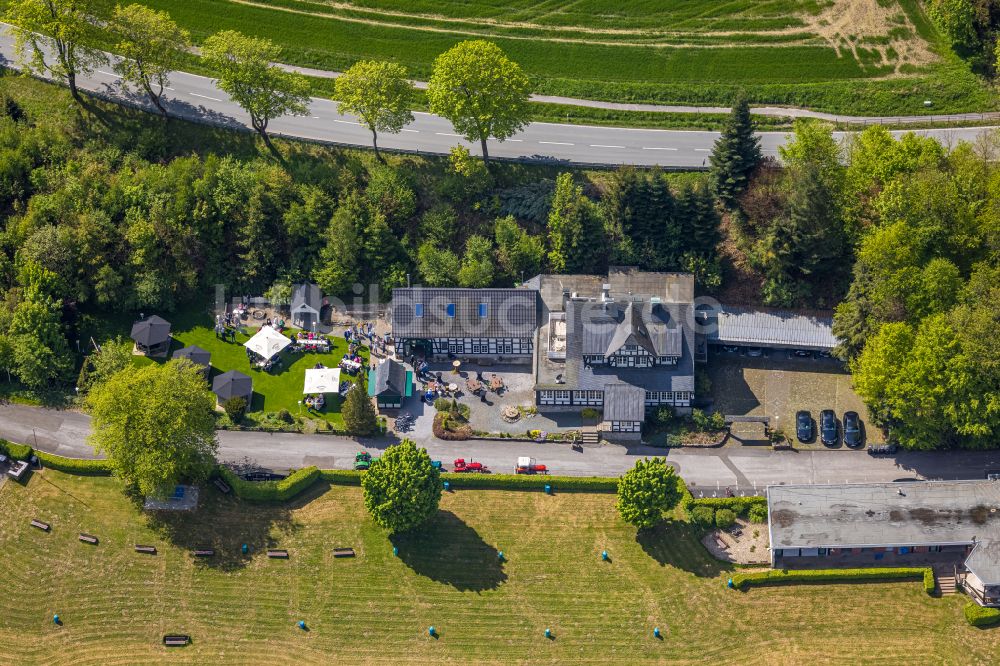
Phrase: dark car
[
  {"left": 843, "top": 411, "right": 863, "bottom": 448},
  {"left": 746, "top": 347, "right": 764, "bottom": 357},
  {"left": 792, "top": 349, "right": 812, "bottom": 358},
  {"left": 820, "top": 409, "right": 838, "bottom": 446},
  {"left": 795, "top": 410, "right": 813, "bottom": 442}
]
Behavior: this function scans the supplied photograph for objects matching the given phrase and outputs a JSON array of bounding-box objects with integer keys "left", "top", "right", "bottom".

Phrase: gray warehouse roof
[
  {"left": 706, "top": 306, "right": 838, "bottom": 351},
  {"left": 768, "top": 481, "right": 1000, "bottom": 553}
]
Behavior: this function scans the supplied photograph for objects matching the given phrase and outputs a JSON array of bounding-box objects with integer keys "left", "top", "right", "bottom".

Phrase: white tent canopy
[
  {"left": 303, "top": 367, "right": 342, "bottom": 394},
  {"left": 244, "top": 325, "right": 292, "bottom": 360}
]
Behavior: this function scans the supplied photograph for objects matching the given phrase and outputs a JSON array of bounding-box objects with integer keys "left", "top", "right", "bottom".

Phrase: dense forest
[{"left": 1, "top": 71, "right": 999, "bottom": 451}]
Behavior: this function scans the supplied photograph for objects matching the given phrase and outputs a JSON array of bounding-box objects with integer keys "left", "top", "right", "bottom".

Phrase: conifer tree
[{"left": 709, "top": 96, "right": 762, "bottom": 208}]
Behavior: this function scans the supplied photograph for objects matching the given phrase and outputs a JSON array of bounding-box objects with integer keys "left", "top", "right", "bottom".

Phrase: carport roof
[
  {"left": 706, "top": 306, "right": 838, "bottom": 351},
  {"left": 768, "top": 481, "right": 1000, "bottom": 557}
]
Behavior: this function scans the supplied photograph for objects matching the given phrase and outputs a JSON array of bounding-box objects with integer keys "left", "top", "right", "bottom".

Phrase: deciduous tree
[
  {"left": 616, "top": 457, "right": 682, "bottom": 529},
  {"left": 6, "top": 0, "right": 105, "bottom": 101},
  {"left": 546, "top": 172, "right": 605, "bottom": 274},
  {"left": 109, "top": 4, "right": 190, "bottom": 117},
  {"left": 87, "top": 360, "right": 218, "bottom": 497},
  {"left": 202, "top": 30, "right": 310, "bottom": 156},
  {"left": 335, "top": 60, "right": 414, "bottom": 161},
  {"left": 361, "top": 440, "right": 442, "bottom": 533},
  {"left": 427, "top": 40, "right": 530, "bottom": 164}
]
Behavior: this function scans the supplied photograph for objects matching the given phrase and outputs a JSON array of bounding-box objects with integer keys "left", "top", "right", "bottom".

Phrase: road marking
[
  {"left": 436, "top": 132, "right": 463, "bottom": 137},
  {"left": 694, "top": 148, "right": 710, "bottom": 152},
  {"left": 332, "top": 119, "right": 360, "bottom": 125},
  {"left": 642, "top": 146, "right": 678, "bottom": 151},
  {"left": 590, "top": 144, "right": 625, "bottom": 149},
  {"left": 189, "top": 92, "right": 221, "bottom": 101},
  {"left": 97, "top": 70, "right": 121, "bottom": 78},
  {"left": 504, "top": 139, "right": 523, "bottom": 142},
  {"left": 400, "top": 128, "right": 419, "bottom": 133},
  {"left": 539, "top": 141, "right": 573, "bottom": 146},
  {"left": 164, "top": 86, "right": 174, "bottom": 91}
]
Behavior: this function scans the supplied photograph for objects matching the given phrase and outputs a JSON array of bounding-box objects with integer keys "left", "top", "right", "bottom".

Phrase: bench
[
  {"left": 715, "top": 538, "right": 728, "bottom": 550},
  {"left": 213, "top": 478, "right": 232, "bottom": 494},
  {"left": 267, "top": 549, "right": 289, "bottom": 559},
  {"left": 79, "top": 533, "right": 98, "bottom": 545},
  {"left": 333, "top": 548, "right": 356, "bottom": 558},
  {"left": 135, "top": 544, "right": 157, "bottom": 554},
  {"left": 30, "top": 519, "right": 50, "bottom": 532},
  {"left": 193, "top": 549, "right": 215, "bottom": 557},
  {"left": 162, "top": 635, "right": 190, "bottom": 647}
]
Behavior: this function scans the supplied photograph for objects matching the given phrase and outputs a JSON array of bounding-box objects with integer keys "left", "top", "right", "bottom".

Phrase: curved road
[
  {"left": 1, "top": 31, "right": 997, "bottom": 167},
  {"left": 4, "top": 403, "right": 1000, "bottom": 496}
]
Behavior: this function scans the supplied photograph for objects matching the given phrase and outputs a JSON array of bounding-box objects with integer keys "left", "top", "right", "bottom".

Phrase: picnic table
[
  {"left": 489, "top": 375, "right": 504, "bottom": 391},
  {"left": 466, "top": 378, "right": 483, "bottom": 393}
]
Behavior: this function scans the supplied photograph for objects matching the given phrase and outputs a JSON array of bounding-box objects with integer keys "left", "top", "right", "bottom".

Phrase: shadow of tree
[
  {"left": 141, "top": 481, "right": 323, "bottom": 571},
  {"left": 636, "top": 520, "right": 733, "bottom": 578},
  {"left": 389, "top": 510, "right": 507, "bottom": 592}
]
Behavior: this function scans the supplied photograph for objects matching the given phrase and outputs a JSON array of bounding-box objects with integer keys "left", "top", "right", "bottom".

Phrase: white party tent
[
  {"left": 303, "top": 367, "right": 342, "bottom": 394},
  {"left": 243, "top": 325, "right": 292, "bottom": 360}
]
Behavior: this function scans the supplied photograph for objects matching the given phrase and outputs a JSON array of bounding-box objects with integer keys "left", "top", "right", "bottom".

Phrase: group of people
[{"left": 344, "top": 321, "right": 391, "bottom": 357}]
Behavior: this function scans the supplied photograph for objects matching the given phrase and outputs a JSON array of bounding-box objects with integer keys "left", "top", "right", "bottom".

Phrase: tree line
[{"left": 5, "top": 0, "right": 532, "bottom": 161}]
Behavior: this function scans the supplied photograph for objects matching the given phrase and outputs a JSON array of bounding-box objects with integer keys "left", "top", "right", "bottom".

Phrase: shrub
[
  {"left": 223, "top": 396, "right": 247, "bottom": 420},
  {"left": 687, "top": 496, "right": 767, "bottom": 517},
  {"left": 748, "top": 504, "right": 768, "bottom": 523},
  {"left": 581, "top": 407, "right": 600, "bottom": 420},
  {"left": 0, "top": 438, "right": 33, "bottom": 460},
  {"left": 691, "top": 505, "right": 716, "bottom": 527},
  {"left": 439, "top": 473, "right": 618, "bottom": 492},
  {"left": 433, "top": 397, "right": 452, "bottom": 412},
  {"left": 965, "top": 601, "right": 1000, "bottom": 627},
  {"left": 731, "top": 567, "right": 931, "bottom": 590},
  {"left": 924, "top": 568, "right": 936, "bottom": 595},
  {"left": 276, "top": 408, "right": 293, "bottom": 424},
  {"left": 715, "top": 508, "right": 737, "bottom": 529},
  {"left": 654, "top": 407, "right": 673, "bottom": 426},
  {"left": 709, "top": 411, "right": 726, "bottom": 430},
  {"left": 319, "top": 469, "right": 364, "bottom": 485}
]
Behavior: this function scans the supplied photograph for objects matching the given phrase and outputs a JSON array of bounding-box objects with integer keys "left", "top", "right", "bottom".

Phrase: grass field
[
  {"left": 0, "top": 471, "right": 995, "bottom": 663},
  {"left": 81, "top": 0, "right": 996, "bottom": 114}
]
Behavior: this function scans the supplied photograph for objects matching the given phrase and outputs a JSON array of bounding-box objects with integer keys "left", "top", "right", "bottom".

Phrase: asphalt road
[
  {"left": 5, "top": 403, "right": 1000, "bottom": 495},
  {"left": 1, "top": 30, "right": 998, "bottom": 167}
]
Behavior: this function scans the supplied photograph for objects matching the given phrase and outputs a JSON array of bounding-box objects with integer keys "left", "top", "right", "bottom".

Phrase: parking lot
[{"left": 707, "top": 349, "right": 879, "bottom": 447}]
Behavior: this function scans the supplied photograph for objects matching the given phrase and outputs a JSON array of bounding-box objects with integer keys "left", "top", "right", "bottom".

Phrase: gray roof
[
  {"left": 373, "top": 359, "right": 407, "bottom": 396},
  {"left": 172, "top": 345, "right": 211, "bottom": 367},
  {"left": 536, "top": 297, "right": 695, "bottom": 393},
  {"left": 768, "top": 481, "right": 1000, "bottom": 579},
  {"left": 130, "top": 315, "right": 171, "bottom": 346},
  {"left": 212, "top": 370, "right": 253, "bottom": 401},
  {"left": 581, "top": 301, "right": 682, "bottom": 358},
  {"left": 966, "top": 541, "right": 1000, "bottom": 586},
  {"left": 291, "top": 283, "right": 322, "bottom": 313},
  {"left": 527, "top": 268, "right": 694, "bottom": 312},
  {"left": 603, "top": 383, "right": 646, "bottom": 422},
  {"left": 391, "top": 288, "right": 537, "bottom": 339},
  {"left": 706, "top": 306, "right": 838, "bottom": 351}
]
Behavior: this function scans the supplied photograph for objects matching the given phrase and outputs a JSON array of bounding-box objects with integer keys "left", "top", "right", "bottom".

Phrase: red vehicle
[
  {"left": 452, "top": 458, "right": 490, "bottom": 473},
  {"left": 515, "top": 456, "right": 548, "bottom": 475}
]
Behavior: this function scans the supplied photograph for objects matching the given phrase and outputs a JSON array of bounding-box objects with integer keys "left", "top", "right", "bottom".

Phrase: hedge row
[
  {"left": 319, "top": 469, "right": 363, "bottom": 486},
  {"left": 686, "top": 495, "right": 767, "bottom": 516},
  {"left": 964, "top": 601, "right": 1000, "bottom": 627},
  {"left": 0, "top": 438, "right": 33, "bottom": 460},
  {"left": 35, "top": 451, "right": 112, "bottom": 475},
  {"left": 216, "top": 465, "right": 321, "bottom": 502},
  {"left": 439, "top": 473, "right": 619, "bottom": 492},
  {"left": 731, "top": 567, "right": 933, "bottom": 592}
]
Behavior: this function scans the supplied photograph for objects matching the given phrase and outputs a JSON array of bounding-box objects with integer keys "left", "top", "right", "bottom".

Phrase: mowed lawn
[
  {"left": 1, "top": 472, "right": 994, "bottom": 664},
  {"left": 134, "top": 306, "right": 368, "bottom": 427}
]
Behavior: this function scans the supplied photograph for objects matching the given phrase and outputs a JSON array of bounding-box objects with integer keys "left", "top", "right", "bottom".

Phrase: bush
[
  {"left": 924, "top": 568, "right": 936, "bottom": 595},
  {"left": 0, "top": 438, "right": 33, "bottom": 460},
  {"left": 654, "top": 407, "right": 673, "bottom": 426},
  {"left": 686, "top": 496, "right": 767, "bottom": 517},
  {"left": 276, "top": 408, "right": 293, "bottom": 424},
  {"left": 965, "top": 601, "right": 1000, "bottom": 627},
  {"left": 691, "top": 505, "right": 715, "bottom": 527},
  {"left": 223, "top": 396, "right": 247, "bottom": 421},
  {"left": 439, "top": 473, "right": 619, "bottom": 492},
  {"left": 319, "top": 469, "right": 364, "bottom": 485},
  {"left": 748, "top": 504, "right": 768, "bottom": 523},
  {"left": 581, "top": 407, "right": 600, "bottom": 420},
  {"left": 731, "top": 567, "right": 931, "bottom": 590},
  {"left": 217, "top": 466, "right": 321, "bottom": 502},
  {"left": 715, "top": 508, "right": 737, "bottom": 529}
]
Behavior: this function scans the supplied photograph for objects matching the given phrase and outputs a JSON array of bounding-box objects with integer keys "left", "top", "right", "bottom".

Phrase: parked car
[
  {"left": 746, "top": 347, "right": 764, "bottom": 357},
  {"left": 843, "top": 411, "right": 863, "bottom": 448},
  {"left": 721, "top": 345, "right": 740, "bottom": 354},
  {"left": 820, "top": 410, "right": 838, "bottom": 446},
  {"left": 795, "top": 410, "right": 813, "bottom": 442},
  {"left": 792, "top": 349, "right": 812, "bottom": 358},
  {"left": 868, "top": 444, "right": 898, "bottom": 456}
]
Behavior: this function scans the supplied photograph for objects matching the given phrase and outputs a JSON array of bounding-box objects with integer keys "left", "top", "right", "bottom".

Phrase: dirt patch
[{"left": 701, "top": 519, "right": 770, "bottom": 564}]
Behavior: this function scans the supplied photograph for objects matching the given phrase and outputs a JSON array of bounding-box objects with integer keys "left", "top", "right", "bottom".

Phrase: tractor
[
  {"left": 452, "top": 458, "right": 489, "bottom": 473},
  {"left": 353, "top": 451, "right": 375, "bottom": 471},
  {"left": 515, "top": 456, "right": 548, "bottom": 475}
]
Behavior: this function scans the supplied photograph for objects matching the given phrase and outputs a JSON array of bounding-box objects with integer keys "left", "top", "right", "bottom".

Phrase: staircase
[
  {"left": 935, "top": 572, "right": 957, "bottom": 596},
  {"left": 580, "top": 428, "right": 601, "bottom": 447}
]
